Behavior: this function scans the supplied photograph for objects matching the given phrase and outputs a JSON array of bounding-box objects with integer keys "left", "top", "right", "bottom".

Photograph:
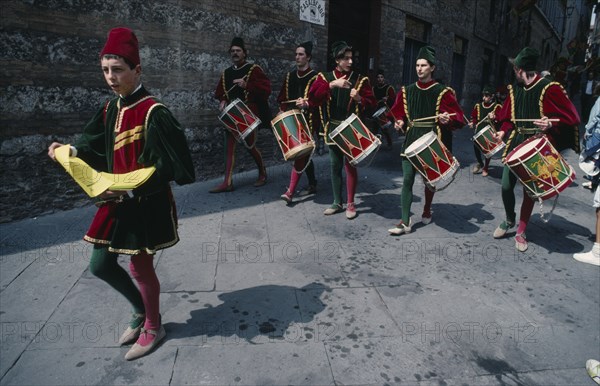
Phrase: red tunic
[{"left": 215, "top": 61, "right": 271, "bottom": 118}]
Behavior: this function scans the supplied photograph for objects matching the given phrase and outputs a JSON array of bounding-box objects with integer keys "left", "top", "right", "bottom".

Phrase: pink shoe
[
  {"left": 515, "top": 234, "right": 528, "bottom": 252},
  {"left": 346, "top": 202, "right": 357, "bottom": 219}
]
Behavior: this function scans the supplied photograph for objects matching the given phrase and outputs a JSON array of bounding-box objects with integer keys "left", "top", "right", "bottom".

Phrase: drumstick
[
  {"left": 225, "top": 75, "right": 248, "bottom": 94},
  {"left": 513, "top": 118, "right": 560, "bottom": 122},
  {"left": 412, "top": 112, "right": 457, "bottom": 122}
]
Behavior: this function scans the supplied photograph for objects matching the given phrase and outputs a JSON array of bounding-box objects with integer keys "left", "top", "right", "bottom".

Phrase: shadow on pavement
[{"left": 164, "top": 283, "right": 330, "bottom": 343}]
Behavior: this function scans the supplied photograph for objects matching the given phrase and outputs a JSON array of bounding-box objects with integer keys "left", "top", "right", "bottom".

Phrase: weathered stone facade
[
  {"left": 1, "top": 0, "right": 576, "bottom": 222},
  {"left": 0, "top": 0, "right": 328, "bottom": 222}
]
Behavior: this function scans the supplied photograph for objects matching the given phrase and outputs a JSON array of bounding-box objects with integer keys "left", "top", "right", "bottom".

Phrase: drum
[
  {"left": 505, "top": 135, "right": 575, "bottom": 200},
  {"left": 329, "top": 113, "right": 381, "bottom": 166},
  {"left": 372, "top": 106, "right": 391, "bottom": 127},
  {"left": 473, "top": 123, "right": 505, "bottom": 158},
  {"left": 403, "top": 131, "right": 460, "bottom": 191},
  {"left": 270, "top": 109, "right": 315, "bottom": 161},
  {"left": 218, "top": 99, "right": 261, "bottom": 145}
]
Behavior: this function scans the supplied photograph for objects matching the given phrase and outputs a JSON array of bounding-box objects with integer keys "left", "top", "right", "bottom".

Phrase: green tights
[{"left": 88, "top": 246, "right": 145, "bottom": 326}]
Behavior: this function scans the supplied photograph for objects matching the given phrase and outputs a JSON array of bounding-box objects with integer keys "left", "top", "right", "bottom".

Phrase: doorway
[{"left": 327, "top": 0, "right": 380, "bottom": 77}]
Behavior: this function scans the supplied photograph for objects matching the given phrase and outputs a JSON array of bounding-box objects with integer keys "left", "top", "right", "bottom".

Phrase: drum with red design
[
  {"left": 218, "top": 99, "right": 261, "bottom": 146},
  {"left": 372, "top": 105, "right": 392, "bottom": 127},
  {"left": 473, "top": 122, "right": 505, "bottom": 158},
  {"left": 270, "top": 109, "right": 315, "bottom": 161},
  {"left": 403, "top": 131, "right": 460, "bottom": 191},
  {"left": 329, "top": 113, "right": 381, "bottom": 166}
]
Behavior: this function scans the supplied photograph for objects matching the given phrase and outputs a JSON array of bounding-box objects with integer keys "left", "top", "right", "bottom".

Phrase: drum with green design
[
  {"left": 473, "top": 122, "right": 505, "bottom": 158},
  {"left": 329, "top": 113, "right": 381, "bottom": 166},
  {"left": 403, "top": 131, "right": 460, "bottom": 191},
  {"left": 505, "top": 135, "right": 575, "bottom": 200}
]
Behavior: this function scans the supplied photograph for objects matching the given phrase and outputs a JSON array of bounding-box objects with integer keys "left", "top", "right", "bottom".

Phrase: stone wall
[
  {"left": 0, "top": 0, "right": 327, "bottom": 222},
  {"left": 0, "top": 0, "right": 565, "bottom": 223}
]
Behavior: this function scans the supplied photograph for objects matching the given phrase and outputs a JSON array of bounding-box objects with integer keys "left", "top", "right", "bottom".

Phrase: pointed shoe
[{"left": 124, "top": 326, "right": 166, "bottom": 361}]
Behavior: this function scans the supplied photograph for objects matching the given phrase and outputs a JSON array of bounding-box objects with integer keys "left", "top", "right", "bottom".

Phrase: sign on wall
[{"left": 299, "top": 0, "right": 325, "bottom": 25}]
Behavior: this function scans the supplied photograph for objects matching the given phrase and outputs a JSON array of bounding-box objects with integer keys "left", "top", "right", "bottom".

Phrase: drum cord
[
  {"left": 293, "top": 146, "right": 316, "bottom": 174},
  {"left": 538, "top": 196, "right": 558, "bottom": 223}
]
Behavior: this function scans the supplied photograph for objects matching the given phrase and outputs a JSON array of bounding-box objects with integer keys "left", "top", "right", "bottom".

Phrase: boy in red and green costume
[
  {"left": 212, "top": 37, "right": 271, "bottom": 192},
  {"left": 493, "top": 47, "right": 580, "bottom": 251},
  {"left": 278, "top": 41, "right": 319, "bottom": 204},
  {"left": 373, "top": 69, "right": 396, "bottom": 148},
  {"left": 308, "top": 41, "right": 376, "bottom": 219},
  {"left": 388, "top": 46, "right": 465, "bottom": 235},
  {"left": 469, "top": 85, "right": 501, "bottom": 176},
  {"left": 48, "top": 27, "right": 195, "bottom": 360}
]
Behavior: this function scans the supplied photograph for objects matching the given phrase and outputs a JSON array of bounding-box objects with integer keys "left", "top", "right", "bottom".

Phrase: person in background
[
  {"left": 574, "top": 95, "right": 600, "bottom": 266},
  {"left": 372, "top": 69, "right": 395, "bottom": 149},
  {"left": 277, "top": 41, "right": 319, "bottom": 204},
  {"left": 212, "top": 37, "right": 271, "bottom": 193},
  {"left": 469, "top": 85, "right": 501, "bottom": 177}
]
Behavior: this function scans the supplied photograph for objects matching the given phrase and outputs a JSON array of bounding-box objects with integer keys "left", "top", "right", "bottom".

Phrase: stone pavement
[{"left": 1, "top": 128, "right": 599, "bottom": 385}]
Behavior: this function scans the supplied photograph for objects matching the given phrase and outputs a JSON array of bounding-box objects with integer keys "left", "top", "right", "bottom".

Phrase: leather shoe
[
  {"left": 388, "top": 218, "right": 412, "bottom": 235},
  {"left": 254, "top": 175, "right": 267, "bottom": 187},
  {"left": 323, "top": 204, "right": 343, "bottom": 215},
  {"left": 298, "top": 185, "right": 317, "bottom": 196},
  {"left": 124, "top": 325, "right": 166, "bottom": 361},
  {"left": 515, "top": 234, "right": 528, "bottom": 252},
  {"left": 280, "top": 191, "right": 292, "bottom": 204},
  {"left": 421, "top": 211, "right": 433, "bottom": 225},
  {"left": 118, "top": 313, "right": 145, "bottom": 345},
  {"left": 209, "top": 184, "right": 234, "bottom": 193},
  {"left": 346, "top": 203, "right": 357, "bottom": 219}
]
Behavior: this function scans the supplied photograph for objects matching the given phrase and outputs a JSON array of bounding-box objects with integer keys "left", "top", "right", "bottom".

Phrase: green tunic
[
  {"left": 75, "top": 86, "right": 195, "bottom": 255},
  {"left": 401, "top": 82, "right": 447, "bottom": 153}
]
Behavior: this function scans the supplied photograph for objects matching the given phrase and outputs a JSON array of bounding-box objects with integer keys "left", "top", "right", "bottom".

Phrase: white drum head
[
  {"left": 330, "top": 113, "right": 358, "bottom": 138},
  {"left": 404, "top": 131, "right": 436, "bottom": 156},
  {"left": 218, "top": 98, "right": 242, "bottom": 120},
  {"left": 507, "top": 137, "right": 544, "bottom": 162},
  {"left": 474, "top": 125, "right": 492, "bottom": 139}
]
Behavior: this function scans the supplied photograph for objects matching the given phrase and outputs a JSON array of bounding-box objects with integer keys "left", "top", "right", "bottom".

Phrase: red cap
[{"left": 99, "top": 27, "right": 140, "bottom": 67}]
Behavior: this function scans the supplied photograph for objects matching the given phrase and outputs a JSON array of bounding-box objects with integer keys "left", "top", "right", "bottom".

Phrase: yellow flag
[{"left": 54, "top": 145, "right": 156, "bottom": 197}]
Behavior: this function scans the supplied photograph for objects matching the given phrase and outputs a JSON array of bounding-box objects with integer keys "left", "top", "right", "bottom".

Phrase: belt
[
  {"left": 517, "top": 127, "right": 541, "bottom": 135},
  {"left": 95, "top": 194, "right": 130, "bottom": 207},
  {"left": 410, "top": 122, "right": 436, "bottom": 128}
]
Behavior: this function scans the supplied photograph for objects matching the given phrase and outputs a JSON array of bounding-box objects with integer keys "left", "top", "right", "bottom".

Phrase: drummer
[
  {"left": 307, "top": 41, "right": 376, "bottom": 219},
  {"left": 492, "top": 47, "right": 580, "bottom": 252},
  {"left": 469, "top": 85, "right": 501, "bottom": 176},
  {"left": 278, "top": 41, "right": 319, "bottom": 204},
  {"left": 211, "top": 37, "right": 271, "bottom": 193},
  {"left": 373, "top": 69, "right": 396, "bottom": 149},
  {"left": 388, "top": 46, "right": 465, "bottom": 235}
]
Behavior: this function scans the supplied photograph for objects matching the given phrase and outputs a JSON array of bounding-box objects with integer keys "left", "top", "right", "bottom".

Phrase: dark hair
[{"left": 101, "top": 54, "right": 136, "bottom": 69}]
